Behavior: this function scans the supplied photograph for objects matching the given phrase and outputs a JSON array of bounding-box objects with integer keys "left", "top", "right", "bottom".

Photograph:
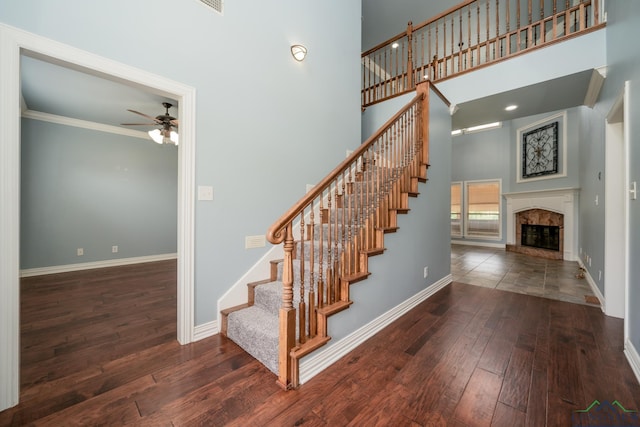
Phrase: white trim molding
[
  {"left": 193, "top": 321, "right": 219, "bottom": 342},
  {"left": 20, "top": 253, "right": 178, "bottom": 278},
  {"left": 624, "top": 339, "right": 640, "bottom": 386},
  {"left": 22, "top": 109, "right": 149, "bottom": 140},
  {"left": 451, "top": 240, "right": 506, "bottom": 249},
  {"left": 0, "top": 23, "right": 196, "bottom": 411},
  {"left": 578, "top": 258, "right": 605, "bottom": 313},
  {"left": 0, "top": 23, "right": 21, "bottom": 412},
  {"left": 299, "top": 274, "right": 452, "bottom": 384}
]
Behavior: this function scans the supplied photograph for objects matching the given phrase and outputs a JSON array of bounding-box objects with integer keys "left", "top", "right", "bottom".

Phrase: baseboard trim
[
  {"left": 193, "top": 320, "right": 219, "bottom": 342},
  {"left": 624, "top": 338, "right": 640, "bottom": 386},
  {"left": 451, "top": 240, "right": 506, "bottom": 249},
  {"left": 577, "top": 259, "right": 605, "bottom": 313},
  {"left": 20, "top": 253, "right": 178, "bottom": 277},
  {"left": 299, "top": 274, "right": 452, "bottom": 384}
]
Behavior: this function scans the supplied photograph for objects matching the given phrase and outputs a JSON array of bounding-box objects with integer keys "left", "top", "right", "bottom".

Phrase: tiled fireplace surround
[{"left": 504, "top": 188, "right": 579, "bottom": 261}]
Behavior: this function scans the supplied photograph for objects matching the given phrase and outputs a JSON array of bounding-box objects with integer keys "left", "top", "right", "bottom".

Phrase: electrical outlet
[
  {"left": 423, "top": 266, "right": 429, "bottom": 278},
  {"left": 77, "top": 248, "right": 84, "bottom": 256},
  {"left": 112, "top": 245, "right": 118, "bottom": 253}
]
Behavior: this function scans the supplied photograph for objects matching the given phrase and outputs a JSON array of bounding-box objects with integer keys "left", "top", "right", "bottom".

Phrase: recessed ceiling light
[
  {"left": 505, "top": 105, "right": 518, "bottom": 111},
  {"left": 391, "top": 42, "right": 399, "bottom": 49}
]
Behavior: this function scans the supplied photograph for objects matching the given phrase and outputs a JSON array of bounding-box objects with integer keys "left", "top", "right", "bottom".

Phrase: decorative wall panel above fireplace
[{"left": 516, "top": 111, "right": 567, "bottom": 183}]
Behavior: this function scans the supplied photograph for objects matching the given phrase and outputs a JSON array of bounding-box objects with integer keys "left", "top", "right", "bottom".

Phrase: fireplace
[
  {"left": 521, "top": 224, "right": 560, "bottom": 251},
  {"left": 508, "top": 208, "right": 564, "bottom": 259},
  {"left": 504, "top": 188, "right": 578, "bottom": 261}
]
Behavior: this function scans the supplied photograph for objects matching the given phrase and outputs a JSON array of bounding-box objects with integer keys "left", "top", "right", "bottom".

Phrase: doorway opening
[
  {"left": 604, "top": 82, "right": 629, "bottom": 328},
  {"left": 0, "top": 24, "right": 195, "bottom": 411}
]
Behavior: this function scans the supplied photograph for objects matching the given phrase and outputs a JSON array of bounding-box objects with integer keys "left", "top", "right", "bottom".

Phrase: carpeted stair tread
[{"left": 226, "top": 305, "right": 279, "bottom": 374}]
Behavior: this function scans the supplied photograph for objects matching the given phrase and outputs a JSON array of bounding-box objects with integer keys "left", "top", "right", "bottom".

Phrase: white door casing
[{"left": 0, "top": 23, "right": 196, "bottom": 411}]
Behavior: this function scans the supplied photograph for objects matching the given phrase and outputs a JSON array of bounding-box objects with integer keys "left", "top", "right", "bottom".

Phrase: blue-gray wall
[
  {"left": 327, "top": 84, "right": 451, "bottom": 346},
  {"left": 1, "top": 0, "right": 362, "bottom": 326},
  {"left": 362, "top": 0, "right": 459, "bottom": 50},
  {"left": 577, "top": 105, "right": 606, "bottom": 295},
  {"left": 20, "top": 118, "right": 177, "bottom": 269}
]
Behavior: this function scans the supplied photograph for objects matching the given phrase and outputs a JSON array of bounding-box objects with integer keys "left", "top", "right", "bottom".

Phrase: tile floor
[{"left": 451, "top": 243, "right": 600, "bottom": 307}]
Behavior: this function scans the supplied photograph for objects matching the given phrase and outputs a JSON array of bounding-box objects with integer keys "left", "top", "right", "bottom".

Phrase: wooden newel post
[
  {"left": 278, "top": 225, "right": 296, "bottom": 389},
  {"left": 406, "top": 21, "right": 414, "bottom": 89},
  {"left": 416, "top": 81, "right": 430, "bottom": 168}
]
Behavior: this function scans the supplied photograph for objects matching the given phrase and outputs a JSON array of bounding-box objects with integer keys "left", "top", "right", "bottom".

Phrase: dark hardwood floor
[{"left": 2, "top": 261, "right": 639, "bottom": 426}]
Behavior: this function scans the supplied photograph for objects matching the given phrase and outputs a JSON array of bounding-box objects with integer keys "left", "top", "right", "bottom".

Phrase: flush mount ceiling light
[
  {"left": 453, "top": 122, "right": 502, "bottom": 136},
  {"left": 391, "top": 42, "right": 400, "bottom": 49},
  {"left": 505, "top": 104, "right": 518, "bottom": 111},
  {"left": 291, "top": 44, "right": 307, "bottom": 61},
  {"left": 466, "top": 122, "right": 502, "bottom": 132}
]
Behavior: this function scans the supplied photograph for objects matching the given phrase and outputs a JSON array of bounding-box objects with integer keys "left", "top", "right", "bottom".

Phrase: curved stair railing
[{"left": 266, "top": 82, "right": 433, "bottom": 389}]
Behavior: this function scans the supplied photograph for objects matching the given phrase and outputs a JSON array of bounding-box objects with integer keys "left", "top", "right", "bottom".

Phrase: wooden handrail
[
  {"left": 362, "top": 0, "right": 477, "bottom": 57},
  {"left": 268, "top": 84, "right": 431, "bottom": 389},
  {"left": 267, "top": 92, "right": 425, "bottom": 245}
]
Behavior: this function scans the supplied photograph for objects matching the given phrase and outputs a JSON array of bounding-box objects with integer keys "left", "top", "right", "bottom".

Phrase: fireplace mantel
[{"left": 503, "top": 188, "right": 579, "bottom": 260}]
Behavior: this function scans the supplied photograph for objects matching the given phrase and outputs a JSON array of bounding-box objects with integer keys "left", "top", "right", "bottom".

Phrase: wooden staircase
[{"left": 221, "top": 82, "right": 433, "bottom": 389}]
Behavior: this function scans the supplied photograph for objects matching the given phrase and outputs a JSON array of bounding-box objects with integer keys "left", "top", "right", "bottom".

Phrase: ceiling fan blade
[
  {"left": 121, "top": 122, "right": 157, "bottom": 126},
  {"left": 170, "top": 119, "right": 179, "bottom": 126},
  {"left": 127, "top": 109, "right": 162, "bottom": 124}
]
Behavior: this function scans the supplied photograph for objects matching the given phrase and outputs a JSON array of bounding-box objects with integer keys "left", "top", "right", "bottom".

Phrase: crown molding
[{"left": 21, "top": 109, "right": 149, "bottom": 140}]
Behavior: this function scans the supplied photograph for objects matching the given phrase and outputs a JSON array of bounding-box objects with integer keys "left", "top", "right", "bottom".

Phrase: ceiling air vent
[{"left": 199, "top": 0, "right": 223, "bottom": 14}]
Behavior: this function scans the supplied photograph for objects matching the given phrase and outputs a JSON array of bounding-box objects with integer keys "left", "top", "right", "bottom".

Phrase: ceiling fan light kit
[
  {"left": 148, "top": 128, "right": 179, "bottom": 145},
  {"left": 122, "top": 102, "right": 179, "bottom": 145}
]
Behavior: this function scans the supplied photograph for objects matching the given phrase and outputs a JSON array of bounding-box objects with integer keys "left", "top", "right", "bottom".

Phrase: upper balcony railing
[{"left": 361, "top": 0, "right": 604, "bottom": 108}]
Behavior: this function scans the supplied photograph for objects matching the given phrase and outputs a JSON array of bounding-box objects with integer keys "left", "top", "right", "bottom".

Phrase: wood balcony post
[
  {"left": 416, "top": 81, "right": 430, "bottom": 167},
  {"left": 406, "top": 21, "right": 414, "bottom": 89}
]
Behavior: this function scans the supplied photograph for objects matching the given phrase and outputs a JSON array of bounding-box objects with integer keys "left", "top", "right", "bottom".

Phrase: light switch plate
[
  {"left": 198, "top": 185, "right": 214, "bottom": 201},
  {"left": 245, "top": 235, "right": 266, "bottom": 249}
]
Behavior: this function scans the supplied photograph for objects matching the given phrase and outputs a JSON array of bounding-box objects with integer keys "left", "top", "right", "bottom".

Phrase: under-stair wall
[{"left": 297, "top": 84, "right": 453, "bottom": 383}]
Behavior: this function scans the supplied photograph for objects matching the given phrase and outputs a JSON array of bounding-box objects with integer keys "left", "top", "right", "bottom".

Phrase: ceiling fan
[{"left": 122, "top": 102, "right": 179, "bottom": 145}]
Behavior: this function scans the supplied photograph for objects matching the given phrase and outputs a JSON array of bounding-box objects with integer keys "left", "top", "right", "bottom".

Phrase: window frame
[
  {"left": 450, "top": 181, "right": 463, "bottom": 238},
  {"left": 454, "top": 179, "right": 502, "bottom": 241}
]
